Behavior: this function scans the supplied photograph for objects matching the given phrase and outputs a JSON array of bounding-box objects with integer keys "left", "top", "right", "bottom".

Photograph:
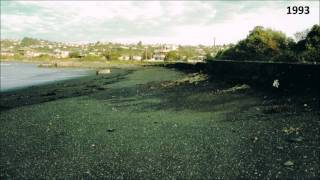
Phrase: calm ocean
[{"left": 0, "top": 61, "right": 92, "bottom": 92}]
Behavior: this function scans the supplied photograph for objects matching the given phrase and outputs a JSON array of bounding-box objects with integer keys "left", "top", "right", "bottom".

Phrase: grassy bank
[{"left": 0, "top": 66, "right": 319, "bottom": 179}]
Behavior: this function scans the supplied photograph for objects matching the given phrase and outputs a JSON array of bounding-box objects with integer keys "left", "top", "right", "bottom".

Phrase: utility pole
[
  {"left": 145, "top": 47, "right": 148, "bottom": 60},
  {"left": 213, "top": 37, "right": 216, "bottom": 49}
]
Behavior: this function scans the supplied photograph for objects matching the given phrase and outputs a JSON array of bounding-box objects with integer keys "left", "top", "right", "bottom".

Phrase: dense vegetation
[
  {"left": 215, "top": 24, "right": 320, "bottom": 63},
  {"left": 20, "top": 37, "right": 42, "bottom": 47}
]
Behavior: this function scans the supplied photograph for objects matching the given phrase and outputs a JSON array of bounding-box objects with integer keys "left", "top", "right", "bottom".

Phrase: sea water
[{"left": 0, "top": 61, "right": 92, "bottom": 92}]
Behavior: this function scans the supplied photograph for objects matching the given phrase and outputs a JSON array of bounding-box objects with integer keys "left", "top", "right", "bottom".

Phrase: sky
[{"left": 1, "top": 1, "right": 319, "bottom": 45}]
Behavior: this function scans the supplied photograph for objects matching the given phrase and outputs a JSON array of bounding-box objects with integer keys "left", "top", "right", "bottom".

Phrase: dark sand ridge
[{"left": 0, "top": 66, "right": 319, "bottom": 179}]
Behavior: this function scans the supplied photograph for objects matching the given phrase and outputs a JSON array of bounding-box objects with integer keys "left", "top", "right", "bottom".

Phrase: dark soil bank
[
  {"left": 164, "top": 61, "right": 320, "bottom": 94},
  {"left": 0, "top": 66, "right": 319, "bottom": 179}
]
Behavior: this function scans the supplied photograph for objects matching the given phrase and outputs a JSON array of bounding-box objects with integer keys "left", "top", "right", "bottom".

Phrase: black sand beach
[{"left": 0, "top": 66, "right": 319, "bottom": 179}]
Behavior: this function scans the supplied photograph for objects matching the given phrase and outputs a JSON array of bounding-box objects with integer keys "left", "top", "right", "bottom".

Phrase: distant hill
[{"left": 20, "top": 37, "right": 51, "bottom": 47}]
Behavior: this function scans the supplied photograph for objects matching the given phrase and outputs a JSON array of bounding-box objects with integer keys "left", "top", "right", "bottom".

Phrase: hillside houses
[
  {"left": 53, "top": 49, "right": 70, "bottom": 58},
  {"left": 25, "top": 51, "right": 42, "bottom": 58},
  {"left": 0, "top": 37, "right": 227, "bottom": 62},
  {"left": 132, "top": 55, "right": 142, "bottom": 61},
  {"left": 0, "top": 50, "right": 15, "bottom": 57},
  {"left": 152, "top": 45, "right": 178, "bottom": 61},
  {"left": 118, "top": 55, "right": 130, "bottom": 61},
  {"left": 153, "top": 54, "right": 166, "bottom": 61}
]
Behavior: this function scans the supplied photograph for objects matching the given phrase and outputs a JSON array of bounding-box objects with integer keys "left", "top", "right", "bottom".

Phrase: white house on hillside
[
  {"left": 54, "top": 49, "right": 69, "bottom": 58},
  {"left": 118, "top": 55, "right": 130, "bottom": 61},
  {"left": 153, "top": 54, "right": 166, "bottom": 61},
  {"left": 132, "top": 55, "right": 142, "bottom": 61}
]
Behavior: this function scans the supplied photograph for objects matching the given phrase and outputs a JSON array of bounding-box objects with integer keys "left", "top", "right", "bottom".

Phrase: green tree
[
  {"left": 295, "top": 25, "right": 320, "bottom": 62},
  {"left": 204, "top": 53, "right": 214, "bottom": 61},
  {"left": 216, "top": 26, "right": 293, "bottom": 61},
  {"left": 69, "top": 51, "right": 80, "bottom": 58},
  {"left": 297, "top": 25, "right": 320, "bottom": 51},
  {"left": 141, "top": 48, "right": 152, "bottom": 60},
  {"left": 137, "top": 41, "right": 143, "bottom": 48},
  {"left": 20, "top": 37, "right": 39, "bottom": 47},
  {"left": 103, "top": 50, "right": 121, "bottom": 61},
  {"left": 178, "top": 46, "right": 197, "bottom": 60},
  {"left": 165, "top": 51, "right": 179, "bottom": 61}
]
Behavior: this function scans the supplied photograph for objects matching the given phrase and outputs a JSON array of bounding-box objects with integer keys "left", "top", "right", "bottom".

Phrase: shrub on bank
[
  {"left": 215, "top": 24, "right": 320, "bottom": 63},
  {"left": 271, "top": 50, "right": 299, "bottom": 63},
  {"left": 216, "top": 26, "right": 293, "bottom": 61},
  {"left": 81, "top": 55, "right": 105, "bottom": 61}
]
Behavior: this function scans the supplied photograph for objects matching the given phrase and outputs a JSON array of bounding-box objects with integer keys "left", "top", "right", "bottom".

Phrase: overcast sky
[{"left": 1, "top": 1, "right": 319, "bottom": 45}]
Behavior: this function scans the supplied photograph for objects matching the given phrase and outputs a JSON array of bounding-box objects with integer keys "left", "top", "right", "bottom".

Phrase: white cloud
[
  {"left": 1, "top": 14, "right": 41, "bottom": 32},
  {"left": 1, "top": 1, "right": 319, "bottom": 44}
]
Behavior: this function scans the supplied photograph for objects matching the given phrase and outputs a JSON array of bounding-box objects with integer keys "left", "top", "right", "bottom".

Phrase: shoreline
[
  {"left": 0, "top": 58, "right": 147, "bottom": 93},
  {"left": 0, "top": 58, "right": 163, "bottom": 69},
  {"left": 0, "top": 67, "right": 133, "bottom": 110},
  {"left": 0, "top": 73, "right": 95, "bottom": 93},
  {"left": 0, "top": 61, "right": 97, "bottom": 93}
]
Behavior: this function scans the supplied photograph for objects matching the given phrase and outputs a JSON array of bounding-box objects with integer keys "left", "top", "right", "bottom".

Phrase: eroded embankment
[{"left": 163, "top": 61, "right": 320, "bottom": 94}]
